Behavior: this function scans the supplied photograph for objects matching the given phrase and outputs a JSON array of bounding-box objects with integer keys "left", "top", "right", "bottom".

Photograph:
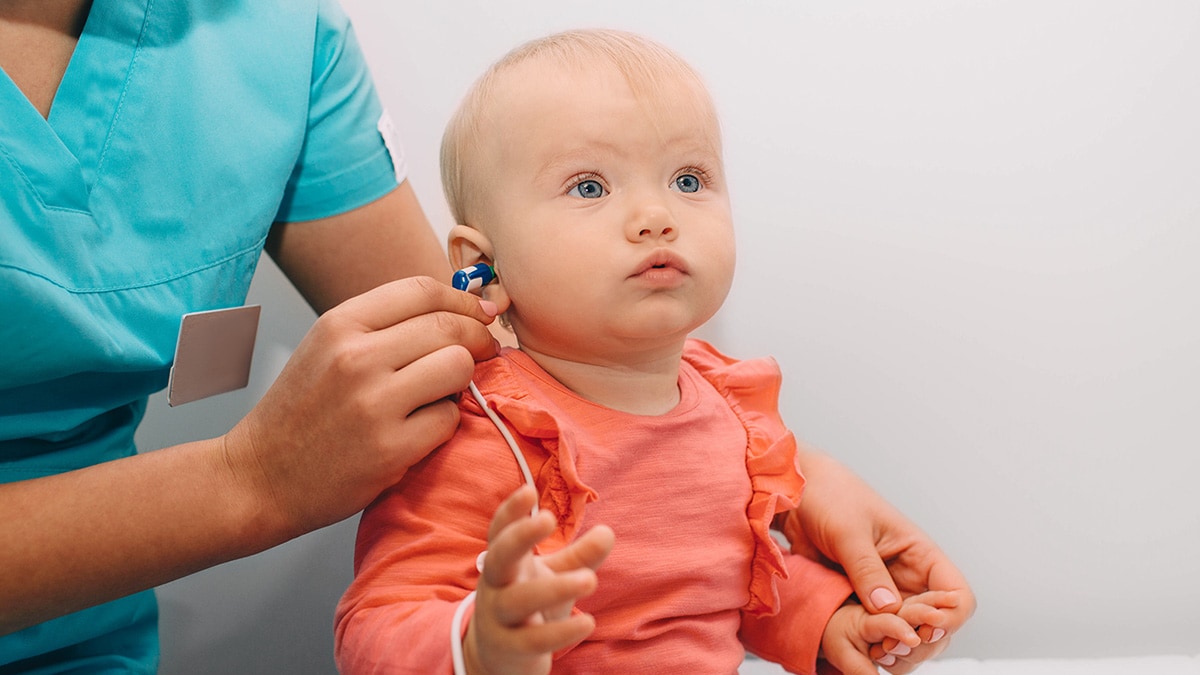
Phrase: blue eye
[
  {"left": 673, "top": 174, "right": 701, "bottom": 193},
  {"left": 570, "top": 180, "right": 606, "bottom": 199}
]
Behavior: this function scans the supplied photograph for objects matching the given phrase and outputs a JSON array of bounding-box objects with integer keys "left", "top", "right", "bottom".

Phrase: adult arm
[
  {"left": 266, "top": 181, "right": 452, "bottom": 314},
  {"left": 0, "top": 186, "right": 498, "bottom": 636}
]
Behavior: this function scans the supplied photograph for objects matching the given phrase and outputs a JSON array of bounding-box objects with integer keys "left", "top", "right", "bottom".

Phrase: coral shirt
[{"left": 336, "top": 340, "right": 852, "bottom": 674}]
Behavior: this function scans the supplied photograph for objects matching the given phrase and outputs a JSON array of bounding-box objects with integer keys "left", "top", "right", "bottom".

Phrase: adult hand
[
  {"left": 465, "top": 485, "right": 615, "bottom": 675},
  {"left": 786, "top": 448, "right": 976, "bottom": 672},
  {"left": 223, "top": 276, "right": 501, "bottom": 542}
]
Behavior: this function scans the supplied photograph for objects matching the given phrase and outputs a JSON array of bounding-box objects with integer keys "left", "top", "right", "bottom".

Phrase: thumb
[{"left": 833, "top": 535, "right": 901, "bottom": 614}]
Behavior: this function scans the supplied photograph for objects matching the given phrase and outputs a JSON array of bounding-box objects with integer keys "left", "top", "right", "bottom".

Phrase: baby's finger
[
  {"left": 860, "top": 612, "right": 920, "bottom": 651},
  {"left": 915, "top": 623, "right": 949, "bottom": 644},
  {"left": 870, "top": 643, "right": 912, "bottom": 674},
  {"left": 873, "top": 634, "right": 953, "bottom": 674},
  {"left": 491, "top": 569, "right": 599, "bottom": 626},
  {"left": 895, "top": 601, "right": 951, "bottom": 639},
  {"left": 874, "top": 590, "right": 959, "bottom": 657},
  {"left": 826, "top": 640, "right": 890, "bottom": 675},
  {"left": 901, "top": 589, "right": 961, "bottom": 611},
  {"left": 508, "top": 611, "right": 598, "bottom": 655},
  {"left": 486, "top": 485, "right": 538, "bottom": 542},
  {"left": 869, "top": 642, "right": 890, "bottom": 664},
  {"left": 484, "top": 509, "right": 556, "bottom": 588},
  {"left": 542, "top": 525, "right": 615, "bottom": 574}
]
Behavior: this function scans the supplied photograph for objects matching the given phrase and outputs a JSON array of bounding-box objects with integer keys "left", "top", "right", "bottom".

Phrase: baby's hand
[
  {"left": 464, "top": 485, "right": 615, "bottom": 675},
  {"left": 869, "top": 590, "right": 962, "bottom": 673},
  {"left": 821, "top": 590, "right": 958, "bottom": 675}
]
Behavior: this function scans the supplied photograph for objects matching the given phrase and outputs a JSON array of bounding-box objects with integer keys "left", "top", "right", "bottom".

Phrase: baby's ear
[
  {"left": 448, "top": 224, "right": 491, "bottom": 271},
  {"left": 447, "top": 225, "right": 510, "bottom": 312}
]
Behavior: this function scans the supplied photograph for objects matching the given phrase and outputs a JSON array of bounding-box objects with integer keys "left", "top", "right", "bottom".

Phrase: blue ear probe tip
[{"left": 452, "top": 262, "right": 497, "bottom": 292}]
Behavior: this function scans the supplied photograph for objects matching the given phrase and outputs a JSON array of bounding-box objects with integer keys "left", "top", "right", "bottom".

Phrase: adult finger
[
  {"left": 389, "top": 398, "right": 462, "bottom": 460},
  {"left": 336, "top": 276, "right": 497, "bottom": 332},
  {"left": 829, "top": 530, "right": 903, "bottom": 614},
  {"left": 925, "top": 557, "right": 977, "bottom": 630},
  {"left": 370, "top": 308, "right": 499, "bottom": 369},
  {"left": 379, "top": 344, "right": 478, "bottom": 420}
]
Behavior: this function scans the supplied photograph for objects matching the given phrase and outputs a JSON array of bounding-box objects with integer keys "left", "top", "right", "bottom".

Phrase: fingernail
[
  {"left": 870, "top": 587, "right": 898, "bottom": 609},
  {"left": 888, "top": 642, "right": 912, "bottom": 656},
  {"left": 480, "top": 300, "right": 499, "bottom": 317},
  {"left": 930, "top": 628, "right": 946, "bottom": 643},
  {"left": 876, "top": 654, "right": 897, "bottom": 667}
]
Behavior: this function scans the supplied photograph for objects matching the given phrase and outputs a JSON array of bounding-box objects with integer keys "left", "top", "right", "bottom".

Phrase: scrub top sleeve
[{"left": 274, "top": 0, "right": 402, "bottom": 223}]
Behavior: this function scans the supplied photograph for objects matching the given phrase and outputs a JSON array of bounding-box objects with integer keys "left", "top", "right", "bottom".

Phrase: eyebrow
[
  {"left": 533, "top": 136, "right": 722, "bottom": 186},
  {"left": 533, "top": 143, "right": 619, "bottom": 185}
]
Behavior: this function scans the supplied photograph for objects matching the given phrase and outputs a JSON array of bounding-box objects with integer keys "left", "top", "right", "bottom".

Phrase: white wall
[{"left": 149, "top": 1, "right": 1200, "bottom": 670}]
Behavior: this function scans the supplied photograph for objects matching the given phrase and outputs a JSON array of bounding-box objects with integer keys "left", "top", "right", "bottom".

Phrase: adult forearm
[{"left": 0, "top": 435, "right": 281, "bottom": 635}]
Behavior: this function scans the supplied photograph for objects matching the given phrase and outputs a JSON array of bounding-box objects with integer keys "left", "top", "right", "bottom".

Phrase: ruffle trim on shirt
[
  {"left": 682, "top": 340, "right": 806, "bottom": 617},
  {"left": 460, "top": 359, "right": 599, "bottom": 554}
]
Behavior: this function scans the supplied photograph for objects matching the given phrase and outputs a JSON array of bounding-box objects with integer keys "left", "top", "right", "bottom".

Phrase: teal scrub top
[{"left": 0, "top": 0, "right": 401, "bottom": 669}]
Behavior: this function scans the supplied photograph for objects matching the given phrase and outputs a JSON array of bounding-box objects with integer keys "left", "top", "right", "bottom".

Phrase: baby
[{"left": 336, "top": 29, "right": 951, "bottom": 675}]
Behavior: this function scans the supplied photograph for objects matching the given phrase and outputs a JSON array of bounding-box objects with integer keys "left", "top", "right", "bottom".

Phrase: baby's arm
[
  {"left": 463, "top": 485, "right": 614, "bottom": 675},
  {"left": 739, "top": 552, "right": 856, "bottom": 674},
  {"left": 334, "top": 402, "right": 614, "bottom": 674},
  {"left": 335, "top": 413, "right": 568, "bottom": 673},
  {"left": 822, "top": 591, "right": 959, "bottom": 675}
]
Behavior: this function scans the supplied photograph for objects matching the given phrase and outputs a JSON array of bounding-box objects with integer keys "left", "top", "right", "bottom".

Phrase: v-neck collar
[{"left": 0, "top": 0, "right": 150, "bottom": 209}]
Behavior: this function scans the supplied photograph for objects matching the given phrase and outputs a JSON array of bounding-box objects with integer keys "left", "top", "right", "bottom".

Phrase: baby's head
[{"left": 443, "top": 29, "right": 736, "bottom": 360}]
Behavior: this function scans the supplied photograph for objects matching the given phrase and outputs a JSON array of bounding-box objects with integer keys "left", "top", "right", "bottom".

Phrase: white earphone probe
[{"left": 451, "top": 262, "right": 537, "bottom": 510}]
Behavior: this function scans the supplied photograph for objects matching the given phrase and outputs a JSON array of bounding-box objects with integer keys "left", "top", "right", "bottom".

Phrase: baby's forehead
[
  {"left": 498, "top": 47, "right": 708, "bottom": 101},
  {"left": 485, "top": 52, "right": 719, "bottom": 130}
]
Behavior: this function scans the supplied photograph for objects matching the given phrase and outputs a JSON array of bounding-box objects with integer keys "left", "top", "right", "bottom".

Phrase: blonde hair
[{"left": 440, "top": 29, "right": 717, "bottom": 227}]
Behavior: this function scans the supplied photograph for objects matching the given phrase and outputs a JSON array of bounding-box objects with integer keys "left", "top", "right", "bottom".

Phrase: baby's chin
[
  {"left": 512, "top": 304, "right": 714, "bottom": 347},
  {"left": 516, "top": 329, "right": 690, "bottom": 360}
]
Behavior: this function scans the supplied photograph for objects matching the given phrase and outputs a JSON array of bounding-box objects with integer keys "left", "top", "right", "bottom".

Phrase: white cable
[
  {"left": 468, "top": 380, "right": 538, "bottom": 514},
  {"left": 451, "top": 381, "right": 539, "bottom": 674},
  {"left": 450, "top": 590, "right": 476, "bottom": 675}
]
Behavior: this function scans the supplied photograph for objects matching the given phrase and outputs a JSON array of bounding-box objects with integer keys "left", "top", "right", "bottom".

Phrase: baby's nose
[{"left": 626, "top": 204, "right": 678, "bottom": 241}]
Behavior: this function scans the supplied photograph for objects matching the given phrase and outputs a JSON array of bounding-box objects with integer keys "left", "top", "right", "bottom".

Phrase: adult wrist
[{"left": 215, "top": 423, "right": 296, "bottom": 552}]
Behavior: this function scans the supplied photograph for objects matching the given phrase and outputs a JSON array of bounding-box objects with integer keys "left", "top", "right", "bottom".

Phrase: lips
[{"left": 631, "top": 249, "right": 688, "bottom": 277}]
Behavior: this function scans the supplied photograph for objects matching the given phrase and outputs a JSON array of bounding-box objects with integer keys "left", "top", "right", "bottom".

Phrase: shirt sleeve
[
  {"left": 334, "top": 410, "right": 523, "bottom": 674},
  {"left": 274, "top": 0, "right": 402, "bottom": 223},
  {"left": 739, "top": 552, "right": 854, "bottom": 675}
]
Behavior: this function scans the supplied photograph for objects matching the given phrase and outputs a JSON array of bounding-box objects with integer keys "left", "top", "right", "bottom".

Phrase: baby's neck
[{"left": 521, "top": 345, "right": 684, "bottom": 416}]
